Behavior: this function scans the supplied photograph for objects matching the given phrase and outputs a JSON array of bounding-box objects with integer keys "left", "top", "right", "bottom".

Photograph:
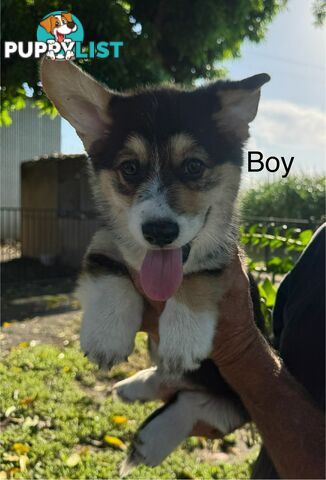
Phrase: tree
[
  {"left": 1, "top": 0, "right": 286, "bottom": 125},
  {"left": 312, "top": 0, "right": 326, "bottom": 26}
]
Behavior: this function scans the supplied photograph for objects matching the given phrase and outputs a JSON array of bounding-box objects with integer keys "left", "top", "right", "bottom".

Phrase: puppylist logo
[{"left": 4, "top": 11, "right": 123, "bottom": 60}]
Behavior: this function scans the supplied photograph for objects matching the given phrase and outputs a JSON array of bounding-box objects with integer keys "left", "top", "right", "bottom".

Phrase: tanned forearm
[{"left": 221, "top": 330, "right": 325, "bottom": 480}]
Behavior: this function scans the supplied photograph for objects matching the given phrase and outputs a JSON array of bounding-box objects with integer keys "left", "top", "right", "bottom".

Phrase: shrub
[
  {"left": 240, "top": 176, "right": 325, "bottom": 222},
  {"left": 241, "top": 223, "right": 314, "bottom": 335}
]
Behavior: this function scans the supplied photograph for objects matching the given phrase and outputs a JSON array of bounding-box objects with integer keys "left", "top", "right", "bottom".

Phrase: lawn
[{"left": 0, "top": 332, "right": 258, "bottom": 479}]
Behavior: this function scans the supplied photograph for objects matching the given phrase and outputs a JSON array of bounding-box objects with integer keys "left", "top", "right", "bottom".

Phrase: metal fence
[
  {"left": 1, "top": 207, "right": 321, "bottom": 284},
  {"left": 1, "top": 207, "right": 101, "bottom": 284}
]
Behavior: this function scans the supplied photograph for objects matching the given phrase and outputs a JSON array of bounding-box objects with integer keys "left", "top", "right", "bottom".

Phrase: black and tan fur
[{"left": 40, "top": 58, "right": 269, "bottom": 473}]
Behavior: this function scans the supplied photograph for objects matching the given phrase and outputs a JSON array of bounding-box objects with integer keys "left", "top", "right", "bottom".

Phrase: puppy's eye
[
  {"left": 183, "top": 158, "right": 205, "bottom": 179},
  {"left": 120, "top": 160, "right": 139, "bottom": 178},
  {"left": 55, "top": 21, "right": 60, "bottom": 26}
]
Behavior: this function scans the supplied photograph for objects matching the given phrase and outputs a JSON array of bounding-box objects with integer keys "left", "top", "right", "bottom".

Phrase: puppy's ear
[
  {"left": 62, "top": 12, "right": 73, "bottom": 23},
  {"left": 40, "top": 16, "right": 55, "bottom": 33},
  {"left": 40, "top": 59, "right": 112, "bottom": 152},
  {"left": 215, "top": 73, "right": 270, "bottom": 140}
]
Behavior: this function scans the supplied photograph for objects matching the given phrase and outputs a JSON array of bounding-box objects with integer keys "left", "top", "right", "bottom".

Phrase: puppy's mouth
[
  {"left": 138, "top": 208, "right": 211, "bottom": 302},
  {"left": 139, "top": 243, "right": 191, "bottom": 302},
  {"left": 56, "top": 32, "right": 65, "bottom": 42}
]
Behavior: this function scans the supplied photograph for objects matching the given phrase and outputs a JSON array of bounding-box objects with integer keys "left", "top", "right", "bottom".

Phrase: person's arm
[
  {"left": 210, "top": 256, "right": 325, "bottom": 480},
  {"left": 141, "top": 254, "right": 325, "bottom": 479}
]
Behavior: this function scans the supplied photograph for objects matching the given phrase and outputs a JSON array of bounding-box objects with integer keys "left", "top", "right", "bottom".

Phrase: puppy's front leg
[
  {"left": 77, "top": 253, "right": 143, "bottom": 369},
  {"left": 158, "top": 273, "right": 223, "bottom": 375}
]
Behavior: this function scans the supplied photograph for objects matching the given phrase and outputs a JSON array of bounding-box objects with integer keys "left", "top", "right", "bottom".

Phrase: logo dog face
[
  {"left": 41, "top": 61, "right": 269, "bottom": 261},
  {"left": 40, "top": 13, "right": 77, "bottom": 43}
]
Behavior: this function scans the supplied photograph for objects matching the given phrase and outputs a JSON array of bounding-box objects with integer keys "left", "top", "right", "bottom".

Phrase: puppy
[
  {"left": 40, "top": 58, "right": 269, "bottom": 473},
  {"left": 40, "top": 13, "right": 77, "bottom": 60}
]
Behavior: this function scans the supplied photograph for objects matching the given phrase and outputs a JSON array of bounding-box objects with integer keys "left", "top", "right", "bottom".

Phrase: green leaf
[
  {"left": 299, "top": 230, "right": 313, "bottom": 246},
  {"left": 261, "top": 278, "right": 277, "bottom": 307}
]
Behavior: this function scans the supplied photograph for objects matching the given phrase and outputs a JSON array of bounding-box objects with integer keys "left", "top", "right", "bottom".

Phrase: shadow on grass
[{"left": 2, "top": 258, "right": 80, "bottom": 323}]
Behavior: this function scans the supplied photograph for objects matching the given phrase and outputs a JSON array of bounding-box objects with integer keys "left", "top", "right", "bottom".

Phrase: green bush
[{"left": 240, "top": 176, "right": 325, "bottom": 221}]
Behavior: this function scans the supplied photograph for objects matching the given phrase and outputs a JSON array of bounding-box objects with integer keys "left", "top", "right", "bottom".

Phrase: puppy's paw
[
  {"left": 46, "top": 51, "right": 56, "bottom": 60},
  {"left": 120, "top": 418, "right": 173, "bottom": 473},
  {"left": 65, "top": 51, "right": 75, "bottom": 60},
  {"left": 120, "top": 394, "right": 193, "bottom": 475},
  {"left": 158, "top": 298, "right": 216, "bottom": 376},
  {"left": 157, "top": 351, "right": 201, "bottom": 377},
  {"left": 77, "top": 273, "right": 144, "bottom": 371},
  {"left": 81, "top": 333, "right": 131, "bottom": 370},
  {"left": 112, "top": 367, "right": 160, "bottom": 403}
]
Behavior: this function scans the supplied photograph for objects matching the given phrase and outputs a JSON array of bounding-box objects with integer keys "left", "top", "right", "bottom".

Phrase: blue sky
[{"left": 61, "top": 0, "right": 325, "bottom": 183}]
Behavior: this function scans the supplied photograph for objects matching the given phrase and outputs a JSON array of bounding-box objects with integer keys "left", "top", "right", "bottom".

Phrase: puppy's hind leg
[
  {"left": 121, "top": 391, "right": 248, "bottom": 475},
  {"left": 112, "top": 367, "right": 162, "bottom": 403}
]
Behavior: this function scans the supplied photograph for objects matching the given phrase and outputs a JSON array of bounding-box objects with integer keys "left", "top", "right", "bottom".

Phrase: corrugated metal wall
[{"left": 0, "top": 103, "right": 61, "bottom": 208}]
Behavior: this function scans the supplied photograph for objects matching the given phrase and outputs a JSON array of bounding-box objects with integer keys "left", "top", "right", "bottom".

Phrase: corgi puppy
[{"left": 40, "top": 58, "right": 269, "bottom": 473}]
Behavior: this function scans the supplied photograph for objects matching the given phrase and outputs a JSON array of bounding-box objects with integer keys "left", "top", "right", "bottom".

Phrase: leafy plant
[
  {"left": 241, "top": 223, "right": 315, "bottom": 335},
  {"left": 240, "top": 176, "right": 325, "bottom": 223}
]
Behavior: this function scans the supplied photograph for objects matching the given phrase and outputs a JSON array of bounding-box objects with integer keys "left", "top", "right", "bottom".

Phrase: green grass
[{"left": 0, "top": 337, "right": 257, "bottom": 479}]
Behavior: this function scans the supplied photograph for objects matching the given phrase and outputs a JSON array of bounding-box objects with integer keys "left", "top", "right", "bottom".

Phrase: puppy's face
[
  {"left": 40, "top": 13, "right": 76, "bottom": 38},
  {"left": 41, "top": 61, "right": 269, "bottom": 257},
  {"left": 90, "top": 88, "right": 248, "bottom": 251}
]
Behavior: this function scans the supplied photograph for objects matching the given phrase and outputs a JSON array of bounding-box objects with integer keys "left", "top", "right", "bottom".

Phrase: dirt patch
[{"left": 1, "top": 310, "right": 82, "bottom": 355}]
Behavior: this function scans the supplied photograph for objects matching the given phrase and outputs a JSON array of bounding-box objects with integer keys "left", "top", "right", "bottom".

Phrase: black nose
[
  {"left": 142, "top": 220, "right": 179, "bottom": 246},
  {"left": 67, "top": 21, "right": 75, "bottom": 28}
]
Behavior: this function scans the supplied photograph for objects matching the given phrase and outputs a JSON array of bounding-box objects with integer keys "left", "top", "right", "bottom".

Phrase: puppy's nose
[
  {"left": 67, "top": 21, "right": 75, "bottom": 28},
  {"left": 142, "top": 220, "right": 179, "bottom": 247}
]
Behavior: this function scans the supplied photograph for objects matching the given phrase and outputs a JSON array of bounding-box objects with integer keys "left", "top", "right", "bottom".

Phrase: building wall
[
  {"left": 1, "top": 103, "right": 61, "bottom": 238},
  {"left": 21, "top": 155, "right": 97, "bottom": 266}
]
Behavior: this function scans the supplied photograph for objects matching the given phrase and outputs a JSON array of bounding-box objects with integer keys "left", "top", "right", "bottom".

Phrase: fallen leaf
[
  {"left": 19, "top": 396, "right": 36, "bottom": 406},
  {"left": 6, "top": 467, "right": 20, "bottom": 478},
  {"left": 19, "top": 455, "right": 29, "bottom": 472},
  {"left": 22, "top": 416, "right": 40, "bottom": 430},
  {"left": 2, "top": 322, "right": 11, "bottom": 328},
  {"left": 17, "top": 342, "right": 29, "bottom": 349},
  {"left": 12, "top": 443, "right": 30, "bottom": 455},
  {"left": 4, "top": 406, "right": 16, "bottom": 417},
  {"left": 3, "top": 454, "right": 19, "bottom": 462},
  {"left": 77, "top": 446, "right": 90, "bottom": 456},
  {"left": 66, "top": 453, "right": 81, "bottom": 467},
  {"left": 103, "top": 435, "right": 126, "bottom": 450},
  {"left": 112, "top": 415, "right": 128, "bottom": 425}
]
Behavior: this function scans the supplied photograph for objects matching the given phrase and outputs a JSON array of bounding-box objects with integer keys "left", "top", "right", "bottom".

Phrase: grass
[{"left": 0, "top": 335, "right": 257, "bottom": 479}]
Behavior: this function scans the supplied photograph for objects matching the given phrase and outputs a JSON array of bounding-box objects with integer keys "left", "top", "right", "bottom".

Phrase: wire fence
[{"left": 1, "top": 207, "right": 321, "bottom": 284}]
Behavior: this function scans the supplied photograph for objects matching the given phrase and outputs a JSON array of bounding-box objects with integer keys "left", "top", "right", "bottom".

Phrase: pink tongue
[{"left": 140, "top": 249, "right": 183, "bottom": 301}]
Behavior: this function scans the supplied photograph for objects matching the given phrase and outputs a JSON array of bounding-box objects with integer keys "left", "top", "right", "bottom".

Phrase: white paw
[
  {"left": 77, "top": 274, "right": 143, "bottom": 370},
  {"left": 80, "top": 322, "right": 133, "bottom": 369},
  {"left": 65, "top": 51, "right": 75, "bottom": 60},
  {"left": 121, "top": 393, "right": 194, "bottom": 474},
  {"left": 112, "top": 368, "right": 160, "bottom": 402},
  {"left": 158, "top": 298, "right": 216, "bottom": 375},
  {"left": 46, "top": 51, "right": 56, "bottom": 60}
]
